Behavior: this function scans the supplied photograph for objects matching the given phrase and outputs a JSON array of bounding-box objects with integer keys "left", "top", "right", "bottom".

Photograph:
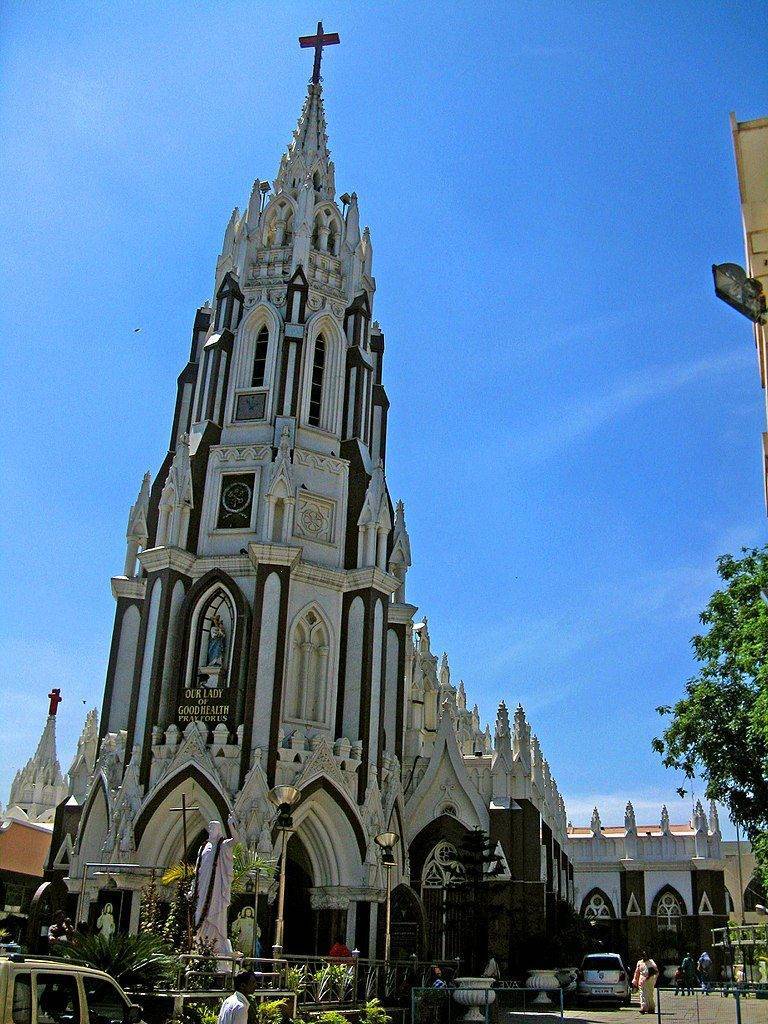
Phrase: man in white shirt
[{"left": 217, "top": 972, "right": 259, "bottom": 1024}]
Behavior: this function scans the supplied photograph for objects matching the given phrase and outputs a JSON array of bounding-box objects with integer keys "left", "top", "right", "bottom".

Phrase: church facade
[{"left": 63, "top": 61, "right": 572, "bottom": 967}]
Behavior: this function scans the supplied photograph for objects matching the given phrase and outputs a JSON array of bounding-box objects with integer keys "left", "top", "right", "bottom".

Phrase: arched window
[
  {"left": 285, "top": 609, "right": 329, "bottom": 724},
  {"left": 186, "top": 588, "right": 235, "bottom": 693},
  {"left": 308, "top": 335, "right": 325, "bottom": 427},
  {"left": 251, "top": 327, "right": 269, "bottom": 388},
  {"left": 744, "top": 875, "right": 767, "bottom": 912},
  {"left": 582, "top": 890, "right": 613, "bottom": 919},
  {"left": 656, "top": 890, "right": 683, "bottom": 930}
]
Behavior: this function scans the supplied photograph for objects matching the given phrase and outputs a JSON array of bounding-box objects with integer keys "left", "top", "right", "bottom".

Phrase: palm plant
[
  {"left": 161, "top": 843, "right": 276, "bottom": 895},
  {"left": 60, "top": 932, "right": 179, "bottom": 990}
]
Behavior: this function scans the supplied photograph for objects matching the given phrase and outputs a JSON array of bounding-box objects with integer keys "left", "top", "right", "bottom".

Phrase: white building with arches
[{"left": 56, "top": 58, "right": 578, "bottom": 969}]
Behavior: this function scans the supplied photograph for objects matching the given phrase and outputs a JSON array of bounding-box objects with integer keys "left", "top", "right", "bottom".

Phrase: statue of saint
[
  {"left": 206, "top": 615, "right": 226, "bottom": 667},
  {"left": 97, "top": 902, "right": 116, "bottom": 939},
  {"left": 231, "top": 905, "right": 258, "bottom": 957},
  {"left": 190, "top": 821, "right": 235, "bottom": 963}
]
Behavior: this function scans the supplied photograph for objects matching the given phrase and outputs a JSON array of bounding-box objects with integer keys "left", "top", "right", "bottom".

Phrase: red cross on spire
[
  {"left": 48, "top": 688, "right": 62, "bottom": 717},
  {"left": 299, "top": 21, "right": 340, "bottom": 84}
]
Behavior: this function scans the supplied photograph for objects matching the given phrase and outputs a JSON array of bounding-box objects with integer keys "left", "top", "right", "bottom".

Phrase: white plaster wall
[
  {"left": 368, "top": 601, "right": 384, "bottom": 769},
  {"left": 253, "top": 572, "right": 282, "bottom": 750},
  {"left": 134, "top": 580, "right": 161, "bottom": 746},
  {"left": 573, "top": 869, "right": 621, "bottom": 918},
  {"left": 645, "top": 870, "right": 693, "bottom": 915},
  {"left": 108, "top": 605, "right": 141, "bottom": 733}
]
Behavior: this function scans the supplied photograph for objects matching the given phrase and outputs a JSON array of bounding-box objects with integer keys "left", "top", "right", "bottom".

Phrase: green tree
[{"left": 653, "top": 546, "right": 768, "bottom": 880}]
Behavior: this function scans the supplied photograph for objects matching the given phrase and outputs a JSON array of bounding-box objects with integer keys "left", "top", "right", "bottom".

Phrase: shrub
[
  {"left": 60, "top": 932, "right": 179, "bottom": 990},
  {"left": 358, "top": 1000, "right": 390, "bottom": 1024}
]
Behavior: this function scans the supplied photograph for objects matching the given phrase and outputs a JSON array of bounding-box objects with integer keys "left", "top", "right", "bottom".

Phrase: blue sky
[{"left": 1, "top": 1, "right": 766, "bottom": 832}]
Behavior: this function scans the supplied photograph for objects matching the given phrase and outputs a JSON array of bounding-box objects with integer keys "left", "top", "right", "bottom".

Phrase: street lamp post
[
  {"left": 374, "top": 832, "right": 399, "bottom": 963},
  {"left": 268, "top": 785, "right": 301, "bottom": 959}
]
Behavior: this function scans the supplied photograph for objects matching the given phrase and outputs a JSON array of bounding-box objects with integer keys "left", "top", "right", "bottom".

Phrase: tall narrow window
[
  {"left": 251, "top": 327, "right": 269, "bottom": 387},
  {"left": 308, "top": 335, "right": 326, "bottom": 427}
]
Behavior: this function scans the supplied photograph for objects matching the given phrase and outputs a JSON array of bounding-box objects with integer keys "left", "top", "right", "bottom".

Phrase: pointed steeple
[
  {"left": 389, "top": 499, "right": 412, "bottom": 603},
  {"left": 624, "top": 800, "right": 637, "bottom": 833},
  {"left": 275, "top": 82, "right": 336, "bottom": 201},
  {"left": 660, "top": 804, "right": 671, "bottom": 834},
  {"left": 124, "top": 471, "right": 151, "bottom": 576},
  {"left": 8, "top": 708, "right": 67, "bottom": 823},
  {"left": 68, "top": 709, "right": 99, "bottom": 804},
  {"left": 708, "top": 800, "right": 721, "bottom": 836},
  {"left": 591, "top": 806, "right": 602, "bottom": 836}
]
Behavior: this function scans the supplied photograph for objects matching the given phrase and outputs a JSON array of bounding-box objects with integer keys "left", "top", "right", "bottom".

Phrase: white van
[{"left": 0, "top": 955, "right": 143, "bottom": 1024}]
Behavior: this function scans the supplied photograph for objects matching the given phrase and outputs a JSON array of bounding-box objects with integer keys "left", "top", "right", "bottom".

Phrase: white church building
[{"left": 7, "top": 35, "right": 732, "bottom": 973}]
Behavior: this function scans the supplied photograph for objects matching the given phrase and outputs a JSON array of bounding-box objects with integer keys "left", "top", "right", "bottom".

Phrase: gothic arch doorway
[
  {"left": 421, "top": 840, "right": 465, "bottom": 960},
  {"left": 389, "top": 884, "right": 427, "bottom": 960},
  {"left": 282, "top": 834, "right": 314, "bottom": 954}
]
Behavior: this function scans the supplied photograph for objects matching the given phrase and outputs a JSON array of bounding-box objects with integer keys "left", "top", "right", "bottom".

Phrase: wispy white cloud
[{"left": 507, "top": 348, "right": 752, "bottom": 462}]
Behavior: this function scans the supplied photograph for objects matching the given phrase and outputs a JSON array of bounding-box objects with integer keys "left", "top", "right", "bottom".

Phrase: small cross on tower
[
  {"left": 299, "top": 21, "right": 340, "bottom": 84},
  {"left": 48, "top": 688, "right": 62, "bottom": 717}
]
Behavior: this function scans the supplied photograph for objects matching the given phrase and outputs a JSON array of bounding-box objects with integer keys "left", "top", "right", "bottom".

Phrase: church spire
[
  {"left": 274, "top": 81, "right": 336, "bottom": 201},
  {"left": 8, "top": 695, "right": 67, "bottom": 822}
]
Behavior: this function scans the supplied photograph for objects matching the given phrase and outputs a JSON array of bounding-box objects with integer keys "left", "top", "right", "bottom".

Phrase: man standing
[
  {"left": 681, "top": 953, "right": 696, "bottom": 996},
  {"left": 698, "top": 952, "right": 713, "bottom": 994},
  {"left": 217, "top": 972, "right": 258, "bottom": 1024}
]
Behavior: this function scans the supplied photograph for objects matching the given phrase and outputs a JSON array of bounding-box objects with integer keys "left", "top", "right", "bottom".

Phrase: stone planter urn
[
  {"left": 526, "top": 968, "right": 561, "bottom": 1006},
  {"left": 453, "top": 977, "right": 496, "bottom": 1022}
]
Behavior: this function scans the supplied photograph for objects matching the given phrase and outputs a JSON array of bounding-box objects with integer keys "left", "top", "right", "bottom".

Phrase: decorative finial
[
  {"left": 48, "top": 688, "right": 62, "bottom": 717},
  {"left": 299, "top": 21, "right": 340, "bottom": 84},
  {"left": 591, "top": 806, "right": 602, "bottom": 835}
]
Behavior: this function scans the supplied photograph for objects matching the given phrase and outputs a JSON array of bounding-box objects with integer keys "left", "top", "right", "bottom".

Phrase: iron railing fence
[
  {"left": 656, "top": 986, "right": 768, "bottom": 1024},
  {"left": 412, "top": 985, "right": 564, "bottom": 1024}
]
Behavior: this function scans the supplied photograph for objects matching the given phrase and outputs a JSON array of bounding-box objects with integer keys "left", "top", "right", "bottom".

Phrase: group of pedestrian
[
  {"left": 673, "top": 951, "right": 713, "bottom": 995},
  {"left": 633, "top": 949, "right": 715, "bottom": 1014}
]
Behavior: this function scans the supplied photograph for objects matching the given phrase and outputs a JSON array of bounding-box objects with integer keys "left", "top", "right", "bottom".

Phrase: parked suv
[
  {"left": 577, "top": 953, "right": 631, "bottom": 1006},
  {"left": 0, "top": 955, "right": 143, "bottom": 1024}
]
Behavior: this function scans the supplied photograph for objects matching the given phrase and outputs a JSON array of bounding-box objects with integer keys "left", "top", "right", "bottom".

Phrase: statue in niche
[
  {"left": 97, "top": 902, "right": 116, "bottom": 939},
  {"left": 206, "top": 614, "right": 226, "bottom": 667}
]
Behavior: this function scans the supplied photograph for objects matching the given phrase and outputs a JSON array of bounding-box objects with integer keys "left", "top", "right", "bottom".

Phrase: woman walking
[{"left": 633, "top": 952, "right": 659, "bottom": 1014}]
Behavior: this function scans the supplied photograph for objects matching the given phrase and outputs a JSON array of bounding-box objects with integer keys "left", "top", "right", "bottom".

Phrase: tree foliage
[{"left": 653, "top": 546, "right": 768, "bottom": 863}]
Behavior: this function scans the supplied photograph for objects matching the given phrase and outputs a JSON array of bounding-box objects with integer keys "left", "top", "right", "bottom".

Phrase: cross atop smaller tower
[
  {"left": 48, "top": 687, "right": 62, "bottom": 717},
  {"left": 299, "top": 21, "right": 340, "bottom": 84}
]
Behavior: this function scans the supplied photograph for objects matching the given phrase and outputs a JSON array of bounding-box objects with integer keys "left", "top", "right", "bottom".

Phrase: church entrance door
[{"left": 282, "top": 835, "right": 314, "bottom": 954}]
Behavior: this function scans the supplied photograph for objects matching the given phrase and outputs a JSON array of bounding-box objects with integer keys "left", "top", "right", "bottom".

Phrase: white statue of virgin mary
[{"left": 191, "top": 820, "right": 235, "bottom": 962}]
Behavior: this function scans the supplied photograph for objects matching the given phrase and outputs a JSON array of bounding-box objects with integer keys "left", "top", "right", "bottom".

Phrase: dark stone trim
[
  {"left": 391, "top": 622, "right": 407, "bottom": 762},
  {"left": 375, "top": 595, "right": 388, "bottom": 782},
  {"left": 188, "top": 305, "right": 212, "bottom": 364},
  {"left": 334, "top": 591, "right": 354, "bottom": 738},
  {"left": 265, "top": 565, "right": 291, "bottom": 785},
  {"left": 356, "top": 589, "right": 376, "bottom": 802},
  {"left": 133, "top": 764, "right": 232, "bottom": 848}
]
